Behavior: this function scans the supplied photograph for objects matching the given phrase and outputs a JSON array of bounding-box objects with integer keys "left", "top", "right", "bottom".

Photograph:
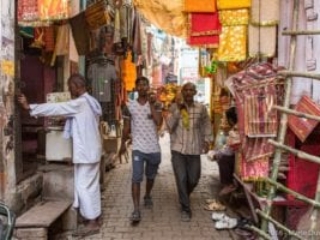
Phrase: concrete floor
[{"left": 54, "top": 133, "right": 235, "bottom": 240}]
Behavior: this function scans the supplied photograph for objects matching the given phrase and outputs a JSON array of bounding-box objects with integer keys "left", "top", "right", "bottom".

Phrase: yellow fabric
[
  {"left": 122, "top": 52, "right": 137, "bottom": 91},
  {"left": 133, "top": 0, "right": 187, "bottom": 38},
  {"left": 217, "top": 0, "right": 251, "bottom": 10},
  {"left": 184, "top": 0, "right": 217, "bottom": 13},
  {"left": 219, "top": 9, "right": 249, "bottom": 25},
  {"left": 217, "top": 26, "right": 247, "bottom": 62},
  {"left": 38, "top": 0, "right": 69, "bottom": 21}
]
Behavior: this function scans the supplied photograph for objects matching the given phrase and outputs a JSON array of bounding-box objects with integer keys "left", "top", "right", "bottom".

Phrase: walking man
[
  {"left": 165, "top": 82, "right": 213, "bottom": 222},
  {"left": 17, "top": 73, "right": 102, "bottom": 237},
  {"left": 120, "top": 76, "right": 162, "bottom": 223}
]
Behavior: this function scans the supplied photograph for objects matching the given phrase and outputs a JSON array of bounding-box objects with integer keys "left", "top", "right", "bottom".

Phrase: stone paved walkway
[{"left": 56, "top": 133, "right": 234, "bottom": 240}]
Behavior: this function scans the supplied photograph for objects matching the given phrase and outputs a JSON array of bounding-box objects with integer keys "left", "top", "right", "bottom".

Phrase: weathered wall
[{"left": 0, "top": 0, "right": 17, "bottom": 206}]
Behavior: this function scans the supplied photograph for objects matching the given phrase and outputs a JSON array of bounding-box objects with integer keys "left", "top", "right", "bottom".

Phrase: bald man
[
  {"left": 165, "top": 82, "right": 213, "bottom": 222},
  {"left": 18, "top": 73, "right": 102, "bottom": 237}
]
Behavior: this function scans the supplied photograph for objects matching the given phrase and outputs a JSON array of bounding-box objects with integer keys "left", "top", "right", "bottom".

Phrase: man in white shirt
[
  {"left": 120, "top": 76, "right": 163, "bottom": 223},
  {"left": 17, "top": 74, "right": 102, "bottom": 237}
]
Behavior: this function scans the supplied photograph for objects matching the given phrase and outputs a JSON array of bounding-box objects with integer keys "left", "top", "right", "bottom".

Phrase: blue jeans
[{"left": 132, "top": 150, "right": 161, "bottom": 183}]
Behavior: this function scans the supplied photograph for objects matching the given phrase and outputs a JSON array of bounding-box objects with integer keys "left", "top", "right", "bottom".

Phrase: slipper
[
  {"left": 204, "top": 201, "right": 226, "bottom": 211},
  {"left": 205, "top": 198, "right": 218, "bottom": 204},
  {"left": 72, "top": 226, "right": 100, "bottom": 237},
  {"left": 130, "top": 210, "right": 141, "bottom": 222},
  {"left": 234, "top": 228, "right": 256, "bottom": 239},
  {"left": 218, "top": 185, "right": 237, "bottom": 196},
  {"left": 211, "top": 212, "right": 226, "bottom": 221},
  {"left": 215, "top": 216, "right": 238, "bottom": 230}
]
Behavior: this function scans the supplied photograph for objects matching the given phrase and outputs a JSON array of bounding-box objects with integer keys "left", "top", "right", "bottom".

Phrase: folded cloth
[
  {"left": 217, "top": 26, "right": 247, "bottom": 61},
  {"left": 219, "top": 9, "right": 249, "bottom": 26},
  {"left": 184, "top": 0, "right": 217, "bottom": 12},
  {"left": 288, "top": 95, "right": 320, "bottom": 142},
  {"left": 248, "top": 24, "right": 277, "bottom": 58},
  {"left": 217, "top": 0, "right": 251, "bottom": 10},
  {"left": 251, "top": 0, "right": 279, "bottom": 26},
  {"left": 188, "top": 12, "right": 221, "bottom": 36}
]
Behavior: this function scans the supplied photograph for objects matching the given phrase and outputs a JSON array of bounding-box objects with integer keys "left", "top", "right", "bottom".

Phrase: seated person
[{"left": 209, "top": 106, "right": 238, "bottom": 196}]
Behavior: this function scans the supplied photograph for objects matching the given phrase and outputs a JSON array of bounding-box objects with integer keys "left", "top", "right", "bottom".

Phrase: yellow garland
[{"left": 180, "top": 109, "right": 189, "bottom": 130}]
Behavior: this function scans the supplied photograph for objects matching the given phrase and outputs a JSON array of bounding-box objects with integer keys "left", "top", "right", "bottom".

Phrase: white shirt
[
  {"left": 30, "top": 93, "right": 102, "bottom": 164},
  {"left": 124, "top": 100, "right": 161, "bottom": 153}
]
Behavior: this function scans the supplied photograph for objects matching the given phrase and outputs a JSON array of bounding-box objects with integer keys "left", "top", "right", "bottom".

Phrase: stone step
[{"left": 15, "top": 200, "right": 71, "bottom": 228}]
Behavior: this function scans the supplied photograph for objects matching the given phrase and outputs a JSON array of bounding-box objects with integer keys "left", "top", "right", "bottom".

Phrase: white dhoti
[{"left": 73, "top": 163, "right": 101, "bottom": 220}]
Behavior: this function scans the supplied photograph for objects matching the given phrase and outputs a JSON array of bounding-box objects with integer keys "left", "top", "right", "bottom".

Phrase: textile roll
[
  {"left": 188, "top": 12, "right": 221, "bottom": 36},
  {"left": 217, "top": 26, "right": 247, "bottom": 62},
  {"left": 219, "top": 9, "right": 249, "bottom": 26},
  {"left": 288, "top": 95, "right": 320, "bottom": 143},
  {"left": 217, "top": 0, "right": 251, "bottom": 10},
  {"left": 248, "top": 25, "right": 277, "bottom": 58},
  {"left": 184, "top": 0, "right": 217, "bottom": 13},
  {"left": 251, "top": 0, "right": 279, "bottom": 26}
]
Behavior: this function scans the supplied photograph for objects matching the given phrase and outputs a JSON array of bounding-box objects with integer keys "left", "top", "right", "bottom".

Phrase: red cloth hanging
[{"left": 187, "top": 12, "right": 220, "bottom": 47}]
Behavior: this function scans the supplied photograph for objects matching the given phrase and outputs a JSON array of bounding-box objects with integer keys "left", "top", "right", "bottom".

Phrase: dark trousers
[
  {"left": 217, "top": 154, "right": 235, "bottom": 185},
  {"left": 171, "top": 150, "right": 201, "bottom": 212}
]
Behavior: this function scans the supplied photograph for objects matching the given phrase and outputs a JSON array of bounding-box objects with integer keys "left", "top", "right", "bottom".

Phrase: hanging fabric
[
  {"left": 43, "top": 25, "right": 55, "bottom": 52},
  {"left": 183, "top": 0, "right": 217, "bottom": 13},
  {"left": 187, "top": 12, "right": 221, "bottom": 47},
  {"left": 288, "top": 95, "right": 320, "bottom": 143},
  {"left": 84, "top": 0, "right": 110, "bottom": 30},
  {"left": 217, "top": 26, "right": 247, "bottom": 62},
  {"left": 251, "top": 0, "right": 279, "bottom": 26},
  {"left": 219, "top": 9, "right": 249, "bottom": 26},
  {"left": 188, "top": 12, "right": 221, "bottom": 37},
  {"left": 69, "top": 12, "right": 91, "bottom": 55},
  {"left": 217, "top": 0, "right": 251, "bottom": 10},
  {"left": 18, "top": 0, "right": 39, "bottom": 24},
  {"left": 132, "top": 0, "right": 187, "bottom": 37},
  {"left": 38, "top": 0, "right": 69, "bottom": 21},
  {"left": 248, "top": 25, "right": 277, "bottom": 58}
]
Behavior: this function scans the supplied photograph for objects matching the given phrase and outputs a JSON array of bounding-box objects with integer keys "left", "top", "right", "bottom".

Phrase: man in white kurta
[{"left": 18, "top": 74, "right": 102, "bottom": 236}]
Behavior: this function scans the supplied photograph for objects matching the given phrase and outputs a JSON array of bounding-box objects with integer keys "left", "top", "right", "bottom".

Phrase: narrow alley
[{"left": 55, "top": 133, "right": 234, "bottom": 240}]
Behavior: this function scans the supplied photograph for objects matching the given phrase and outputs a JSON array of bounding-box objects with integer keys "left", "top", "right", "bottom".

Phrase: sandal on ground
[
  {"left": 211, "top": 212, "right": 226, "bottom": 221},
  {"left": 130, "top": 210, "right": 141, "bottom": 222},
  {"left": 72, "top": 225, "right": 100, "bottom": 237},
  {"left": 204, "top": 200, "right": 226, "bottom": 211},
  {"left": 205, "top": 198, "right": 218, "bottom": 204},
  {"left": 234, "top": 228, "right": 256, "bottom": 240},
  {"left": 215, "top": 216, "right": 238, "bottom": 230},
  {"left": 218, "top": 185, "right": 237, "bottom": 196},
  {"left": 144, "top": 196, "right": 153, "bottom": 208}
]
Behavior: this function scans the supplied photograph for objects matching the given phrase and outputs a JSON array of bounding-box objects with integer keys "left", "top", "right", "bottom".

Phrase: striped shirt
[{"left": 166, "top": 102, "right": 213, "bottom": 155}]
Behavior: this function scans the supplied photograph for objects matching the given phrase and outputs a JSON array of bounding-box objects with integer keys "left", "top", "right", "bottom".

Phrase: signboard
[{"left": 180, "top": 67, "right": 199, "bottom": 83}]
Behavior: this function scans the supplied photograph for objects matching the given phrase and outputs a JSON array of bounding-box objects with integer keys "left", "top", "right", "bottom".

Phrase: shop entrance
[{"left": 15, "top": 33, "right": 64, "bottom": 182}]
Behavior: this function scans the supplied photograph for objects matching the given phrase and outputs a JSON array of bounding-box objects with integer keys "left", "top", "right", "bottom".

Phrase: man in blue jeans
[{"left": 120, "top": 76, "right": 163, "bottom": 223}]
